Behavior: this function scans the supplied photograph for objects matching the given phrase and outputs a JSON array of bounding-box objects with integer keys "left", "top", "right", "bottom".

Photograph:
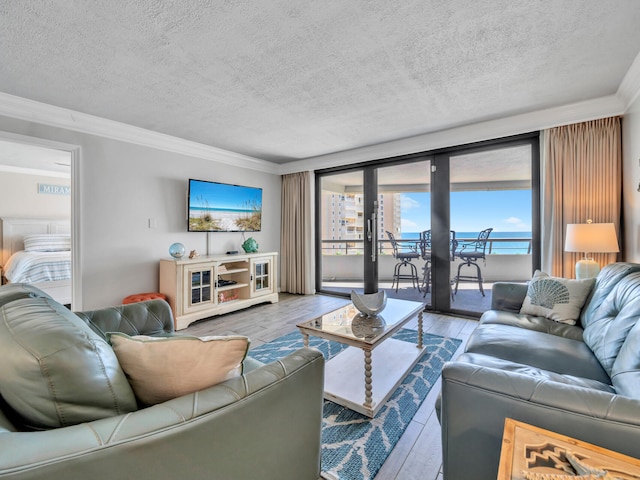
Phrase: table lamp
[{"left": 564, "top": 221, "right": 619, "bottom": 279}]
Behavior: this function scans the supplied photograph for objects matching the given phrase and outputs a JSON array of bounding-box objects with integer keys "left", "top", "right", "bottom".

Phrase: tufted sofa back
[
  {"left": 0, "top": 296, "right": 137, "bottom": 429},
  {"left": 580, "top": 262, "right": 640, "bottom": 329},
  {"left": 75, "top": 299, "right": 175, "bottom": 340},
  {"left": 0, "top": 285, "right": 176, "bottom": 431},
  {"left": 580, "top": 264, "right": 640, "bottom": 399}
]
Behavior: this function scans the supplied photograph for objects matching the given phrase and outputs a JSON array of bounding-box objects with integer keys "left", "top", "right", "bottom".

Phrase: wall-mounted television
[{"left": 188, "top": 179, "right": 262, "bottom": 232}]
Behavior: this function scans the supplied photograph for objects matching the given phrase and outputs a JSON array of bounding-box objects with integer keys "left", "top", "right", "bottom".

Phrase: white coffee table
[{"left": 297, "top": 298, "right": 425, "bottom": 417}]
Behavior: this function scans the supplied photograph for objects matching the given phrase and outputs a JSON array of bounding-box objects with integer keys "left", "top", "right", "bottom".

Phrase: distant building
[{"left": 321, "top": 192, "right": 401, "bottom": 254}]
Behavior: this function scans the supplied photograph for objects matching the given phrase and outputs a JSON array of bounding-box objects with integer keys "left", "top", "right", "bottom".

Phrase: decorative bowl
[{"left": 350, "top": 290, "right": 387, "bottom": 317}]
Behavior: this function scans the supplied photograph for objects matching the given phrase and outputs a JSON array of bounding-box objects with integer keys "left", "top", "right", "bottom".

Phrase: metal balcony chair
[
  {"left": 453, "top": 228, "right": 493, "bottom": 296},
  {"left": 420, "top": 230, "right": 457, "bottom": 300},
  {"left": 418, "top": 230, "right": 432, "bottom": 294},
  {"left": 386, "top": 231, "right": 420, "bottom": 292}
]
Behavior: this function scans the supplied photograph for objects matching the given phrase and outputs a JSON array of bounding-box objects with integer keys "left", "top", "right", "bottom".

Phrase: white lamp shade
[
  {"left": 564, "top": 223, "right": 619, "bottom": 254},
  {"left": 565, "top": 222, "right": 619, "bottom": 280}
]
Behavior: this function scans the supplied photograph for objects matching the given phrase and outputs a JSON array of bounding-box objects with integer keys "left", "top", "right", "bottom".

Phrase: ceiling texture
[{"left": 2, "top": 1, "right": 640, "bottom": 165}]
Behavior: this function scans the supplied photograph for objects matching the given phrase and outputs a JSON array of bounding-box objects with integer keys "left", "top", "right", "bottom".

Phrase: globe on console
[{"left": 169, "top": 242, "right": 186, "bottom": 259}]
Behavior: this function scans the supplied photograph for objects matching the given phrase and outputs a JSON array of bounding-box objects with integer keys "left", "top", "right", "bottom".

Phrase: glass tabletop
[{"left": 297, "top": 298, "right": 423, "bottom": 346}]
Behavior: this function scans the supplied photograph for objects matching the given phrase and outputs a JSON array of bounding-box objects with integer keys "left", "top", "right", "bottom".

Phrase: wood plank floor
[{"left": 183, "top": 293, "right": 477, "bottom": 480}]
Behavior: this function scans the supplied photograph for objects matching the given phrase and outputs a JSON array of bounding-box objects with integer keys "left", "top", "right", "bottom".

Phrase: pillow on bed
[{"left": 23, "top": 234, "right": 71, "bottom": 252}]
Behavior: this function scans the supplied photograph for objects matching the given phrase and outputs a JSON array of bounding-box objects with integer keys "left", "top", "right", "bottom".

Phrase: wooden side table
[{"left": 497, "top": 418, "right": 640, "bottom": 479}]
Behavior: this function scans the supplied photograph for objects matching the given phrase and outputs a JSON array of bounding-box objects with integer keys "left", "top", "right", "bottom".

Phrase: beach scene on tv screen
[{"left": 189, "top": 181, "right": 262, "bottom": 232}]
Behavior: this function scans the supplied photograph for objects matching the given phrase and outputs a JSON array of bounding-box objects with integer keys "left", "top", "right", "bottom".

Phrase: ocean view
[
  {"left": 402, "top": 231, "right": 532, "bottom": 255},
  {"left": 189, "top": 207, "right": 254, "bottom": 215}
]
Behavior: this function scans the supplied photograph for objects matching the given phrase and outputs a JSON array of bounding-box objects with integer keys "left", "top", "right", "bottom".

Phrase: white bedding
[{"left": 3, "top": 250, "right": 72, "bottom": 283}]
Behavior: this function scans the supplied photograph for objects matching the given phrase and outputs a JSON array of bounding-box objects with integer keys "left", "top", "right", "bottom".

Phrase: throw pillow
[
  {"left": 23, "top": 234, "right": 71, "bottom": 252},
  {"left": 0, "top": 297, "right": 137, "bottom": 429},
  {"left": 520, "top": 270, "right": 595, "bottom": 325},
  {"left": 108, "top": 333, "right": 250, "bottom": 405}
]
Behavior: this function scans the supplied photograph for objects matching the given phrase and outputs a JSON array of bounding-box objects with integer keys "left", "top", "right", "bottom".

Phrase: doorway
[
  {"left": 0, "top": 132, "right": 81, "bottom": 309},
  {"left": 315, "top": 133, "right": 539, "bottom": 317}
]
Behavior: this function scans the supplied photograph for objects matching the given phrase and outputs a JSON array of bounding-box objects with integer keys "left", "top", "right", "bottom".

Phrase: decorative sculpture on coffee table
[{"left": 350, "top": 290, "right": 387, "bottom": 317}]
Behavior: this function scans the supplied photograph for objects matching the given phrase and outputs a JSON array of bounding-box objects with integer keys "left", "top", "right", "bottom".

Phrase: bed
[{"left": 1, "top": 217, "right": 72, "bottom": 305}]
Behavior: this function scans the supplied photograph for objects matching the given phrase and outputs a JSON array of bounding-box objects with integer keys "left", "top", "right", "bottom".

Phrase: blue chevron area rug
[{"left": 248, "top": 329, "right": 461, "bottom": 480}]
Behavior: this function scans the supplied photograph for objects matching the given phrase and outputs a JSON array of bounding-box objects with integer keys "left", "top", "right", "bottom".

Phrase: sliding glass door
[
  {"left": 316, "top": 133, "right": 540, "bottom": 317},
  {"left": 376, "top": 161, "right": 431, "bottom": 306},
  {"left": 436, "top": 138, "right": 539, "bottom": 316},
  {"left": 316, "top": 159, "right": 433, "bottom": 307},
  {"left": 317, "top": 169, "right": 366, "bottom": 295}
]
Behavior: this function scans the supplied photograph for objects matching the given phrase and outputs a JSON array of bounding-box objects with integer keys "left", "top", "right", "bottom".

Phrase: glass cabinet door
[
  {"left": 251, "top": 257, "right": 273, "bottom": 296},
  {"left": 186, "top": 265, "right": 214, "bottom": 309}
]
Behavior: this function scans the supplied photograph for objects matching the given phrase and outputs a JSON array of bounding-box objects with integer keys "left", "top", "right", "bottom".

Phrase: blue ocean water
[
  {"left": 189, "top": 207, "right": 253, "bottom": 216},
  {"left": 403, "top": 231, "right": 532, "bottom": 255}
]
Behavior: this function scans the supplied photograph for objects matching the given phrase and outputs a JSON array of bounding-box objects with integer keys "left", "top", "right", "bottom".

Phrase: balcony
[{"left": 320, "top": 237, "right": 532, "bottom": 314}]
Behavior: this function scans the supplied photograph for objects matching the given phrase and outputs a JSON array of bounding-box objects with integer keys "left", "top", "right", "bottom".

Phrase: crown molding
[
  {"left": 0, "top": 92, "right": 279, "bottom": 175},
  {"left": 617, "top": 50, "right": 640, "bottom": 109},
  {"left": 1, "top": 90, "right": 631, "bottom": 178},
  {"left": 278, "top": 94, "right": 626, "bottom": 175}
]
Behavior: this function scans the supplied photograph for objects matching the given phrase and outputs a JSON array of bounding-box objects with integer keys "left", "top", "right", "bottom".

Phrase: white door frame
[{"left": 0, "top": 130, "right": 82, "bottom": 310}]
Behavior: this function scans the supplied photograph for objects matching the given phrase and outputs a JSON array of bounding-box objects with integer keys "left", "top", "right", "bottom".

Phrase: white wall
[
  {"left": 0, "top": 115, "right": 281, "bottom": 310},
  {"left": 623, "top": 96, "right": 640, "bottom": 262},
  {"left": 0, "top": 171, "right": 70, "bottom": 218}
]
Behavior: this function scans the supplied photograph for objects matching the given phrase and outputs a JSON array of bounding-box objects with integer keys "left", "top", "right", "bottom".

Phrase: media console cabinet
[{"left": 159, "top": 252, "right": 278, "bottom": 330}]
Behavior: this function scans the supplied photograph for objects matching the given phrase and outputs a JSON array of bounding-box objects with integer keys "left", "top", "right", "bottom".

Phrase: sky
[
  {"left": 189, "top": 179, "right": 262, "bottom": 210},
  {"left": 400, "top": 190, "right": 532, "bottom": 233}
]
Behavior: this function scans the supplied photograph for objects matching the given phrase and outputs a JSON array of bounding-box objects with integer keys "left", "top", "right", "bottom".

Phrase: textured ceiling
[{"left": 1, "top": 1, "right": 640, "bottom": 163}]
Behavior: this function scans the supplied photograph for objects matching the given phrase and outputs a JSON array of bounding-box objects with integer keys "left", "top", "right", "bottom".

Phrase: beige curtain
[
  {"left": 541, "top": 117, "right": 621, "bottom": 278},
  {"left": 280, "top": 171, "right": 314, "bottom": 294}
]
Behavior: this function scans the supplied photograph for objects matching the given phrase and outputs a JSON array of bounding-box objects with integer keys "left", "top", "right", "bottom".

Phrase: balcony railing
[
  {"left": 320, "top": 237, "right": 533, "bottom": 285},
  {"left": 320, "top": 237, "right": 532, "bottom": 256}
]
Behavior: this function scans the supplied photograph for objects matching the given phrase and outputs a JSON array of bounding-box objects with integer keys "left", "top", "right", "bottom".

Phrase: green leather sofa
[
  {"left": 0, "top": 284, "right": 324, "bottom": 480},
  {"left": 438, "top": 262, "right": 640, "bottom": 479}
]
